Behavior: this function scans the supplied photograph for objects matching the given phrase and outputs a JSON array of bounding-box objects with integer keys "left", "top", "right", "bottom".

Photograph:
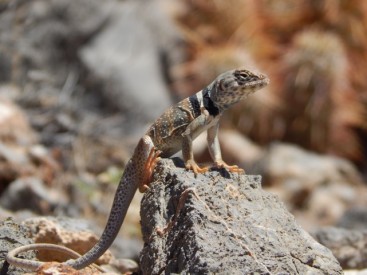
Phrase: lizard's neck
[
  {"left": 189, "top": 88, "right": 223, "bottom": 118},
  {"left": 201, "top": 87, "right": 221, "bottom": 116}
]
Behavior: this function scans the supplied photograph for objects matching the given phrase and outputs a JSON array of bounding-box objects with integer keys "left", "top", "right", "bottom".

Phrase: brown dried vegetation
[{"left": 172, "top": 0, "right": 367, "bottom": 164}]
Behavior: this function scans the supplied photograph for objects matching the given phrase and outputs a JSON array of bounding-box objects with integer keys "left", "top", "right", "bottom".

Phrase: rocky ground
[
  {"left": 0, "top": 0, "right": 367, "bottom": 274},
  {"left": 140, "top": 159, "right": 343, "bottom": 275}
]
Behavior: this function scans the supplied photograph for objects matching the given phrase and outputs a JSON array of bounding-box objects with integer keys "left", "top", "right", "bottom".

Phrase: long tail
[
  {"left": 66, "top": 136, "right": 155, "bottom": 269},
  {"left": 6, "top": 136, "right": 156, "bottom": 271}
]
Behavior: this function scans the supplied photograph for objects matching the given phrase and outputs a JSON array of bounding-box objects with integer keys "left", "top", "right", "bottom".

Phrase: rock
[
  {"left": 0, "top": 94, "right": 38, "bottom": 146},
  {"left": 337, "top": 207, "right": 367, "bottom": 230},
  {"left": 0, "top": 96, "right": 62, "bottom": 194},
  {"left": 0, "top": 157, "right": 21, "bottom": 193},
  {"left": 35, "top": 262, "right": 83, "bottom": 275},
  {"left": 255, "top": 143, "right": 367, "bottom": 229},
  {"left": 79, "top": 0, "right": 181, "bottom": 136},
  {"left": 0, "top": 218, "right": 120, "bottom": 274},
  {"left": 313, "top": 227, "right": 367, "bottom": 269},
  {"left": 22, "top": 217, "right": 113, "bottom": 266},
  {"left": 0, "top": 141, "right": 29, "bottom": 166},
  {"left": 194, "top": 129, "right": 264, "bottom": 171},
  {"left": 0, "top": 0, "right": 131, "bottom": 148},
  {"left": 0, "top": 218, "right": 36, "bottom": 275},
  {"left": 139, "top": 158, "right": 342, "bottom": 274},
  {"left": 258, "top": 142, "right": 363, "bottom": 189},
  {"left": 344, "top": 268, "right": 367, "bottom": 275},
  {"left": 108, "top": 236, "right": 142, "bottom": 264},
  {"left": 102, "top": 258, "right": 138, "bottom": 274},
  {"left": 0, "top": 206, "right": 14, "bottom": 221},
  {"left": 0, "top": 177, "right": 67, "bottom": 214},
  {"left": 3, "top": 0, "right": 111, "bottom": 83},
  {"left": 218, "top": 130, "right": 264, "bottom": 169},
  {"left": 0, "top": 136, "right": 33, "bottom": 195}
]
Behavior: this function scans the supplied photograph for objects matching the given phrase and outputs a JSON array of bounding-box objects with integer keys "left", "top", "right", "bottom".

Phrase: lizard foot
[
  {"left": 139, "top": 148, "right": 162, "bottom": 193},
  {"left": 214, "top": 160, "right": 245, "bottom": 174},
  {"left": 185, "top": 159, "right": 209, "bottom": 176}
]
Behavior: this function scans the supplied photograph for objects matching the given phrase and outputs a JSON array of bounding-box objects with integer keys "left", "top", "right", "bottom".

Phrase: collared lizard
[{"left": 6, "top": 68, "right": 269, "bottom": 270}]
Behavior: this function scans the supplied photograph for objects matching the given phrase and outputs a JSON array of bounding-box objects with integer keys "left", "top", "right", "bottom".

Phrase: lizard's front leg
[
  {"left": 182, "top": 114, "right": 209, "bottom": 175},
  {"left": 207, "top": 123, "right": 244, "bottom": 173}
]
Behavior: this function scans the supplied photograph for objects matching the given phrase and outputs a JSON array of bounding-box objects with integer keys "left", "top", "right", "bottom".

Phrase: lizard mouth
[
  {"left": 254, "top": 77, "right": 270, "bottom": 88},
  {"left": 234, "top": 70, "right": 269, "bottom": 89},
  {"left": 239, "top": 77, "right": 269, "bottom": 90}
]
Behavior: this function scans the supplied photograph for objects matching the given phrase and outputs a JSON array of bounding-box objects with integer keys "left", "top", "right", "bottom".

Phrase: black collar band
[
  {"left": 188, "top": 94, "right": 201, "bottom": 118},
  {"left": 202, "top": 88, "right": 220, "bottom": 117}
]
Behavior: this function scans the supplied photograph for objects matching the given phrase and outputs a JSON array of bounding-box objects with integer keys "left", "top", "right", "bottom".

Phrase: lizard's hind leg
[{"left": 139, "top": 146, "right": 161, "bottom": 193}]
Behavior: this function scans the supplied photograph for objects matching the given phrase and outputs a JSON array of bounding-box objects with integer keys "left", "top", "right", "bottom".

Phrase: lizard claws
[
  {"left": 214, "top": 160, "right": 245, "bottom": 174},
  {"left": 185, "top": 159, "right": 209, "bottom": 176}
]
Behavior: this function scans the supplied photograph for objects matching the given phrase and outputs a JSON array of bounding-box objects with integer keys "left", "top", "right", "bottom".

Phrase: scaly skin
[{"left": 6, "top": 68, "right": 269, "bottom": 270}]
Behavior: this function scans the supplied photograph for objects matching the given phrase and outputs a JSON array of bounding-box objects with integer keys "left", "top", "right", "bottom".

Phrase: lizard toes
[{"left": 185, "top": 161, "right": 208, "bottom": 176}]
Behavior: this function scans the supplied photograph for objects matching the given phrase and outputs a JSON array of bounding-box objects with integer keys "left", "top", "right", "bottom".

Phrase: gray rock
[
  {"left": 0, "top": 0, "right": 184, "bottom": 144},
  {"left": 1, "top": 0, "right": 110, "bottom": 85},
  {"left": 313, "top": 227, "right": 367, "bottom": 269},
  {"left": 256, "top": 143, "right": 363, "bottom": 189},
  {"left": 0, "top": 218, "right": 36, "bottom": 275},
  {"left": 139, "top": 158, "right": 342, "bottom": 275},
  {"left": 0, "top": 177, "right": 67, "bottom": 214},
  {"left": 344, "top": 268, "right": 367, "bottom": 275},
  {"left": 110, "top": 236, "right": 143, "bottom": 263},
  {"left": 80, "top": 0, "right": 182, "bottom": 136},
  {"left": 22, "top": 216, "right": 141, "bottom": 265},
  {"left": 23, "top": 216, "right": 94, "bottom": 235},
  {"left": 337, "top": 207, "right": 367, "bottom": 230},
  {"left": 254, "top": 143, "right": 367, "bottom": 229}
]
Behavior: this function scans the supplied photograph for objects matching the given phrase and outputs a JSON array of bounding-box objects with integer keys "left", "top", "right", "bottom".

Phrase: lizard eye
[{"left": 238, "top": 72, "right": 250, "bottom": 80}]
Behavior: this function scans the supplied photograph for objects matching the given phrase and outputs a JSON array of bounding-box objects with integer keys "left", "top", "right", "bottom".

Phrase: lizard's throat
[{"left": 212, "top": 91, "right": 253, "bottom": 111}]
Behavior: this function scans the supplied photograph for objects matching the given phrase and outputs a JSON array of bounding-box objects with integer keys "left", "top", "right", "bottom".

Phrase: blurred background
[{"left": 1, "top": 0, "right": 367, "bottom": 270}]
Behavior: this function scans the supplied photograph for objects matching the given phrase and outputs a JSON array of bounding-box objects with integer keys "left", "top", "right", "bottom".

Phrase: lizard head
[{"left": 208, "top": 69, "right": 269, "bottom": 111}]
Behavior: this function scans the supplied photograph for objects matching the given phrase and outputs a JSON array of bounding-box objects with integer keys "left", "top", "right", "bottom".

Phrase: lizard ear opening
[{"left": 217, "top": 79, "right": 226, "bottom": 91}]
